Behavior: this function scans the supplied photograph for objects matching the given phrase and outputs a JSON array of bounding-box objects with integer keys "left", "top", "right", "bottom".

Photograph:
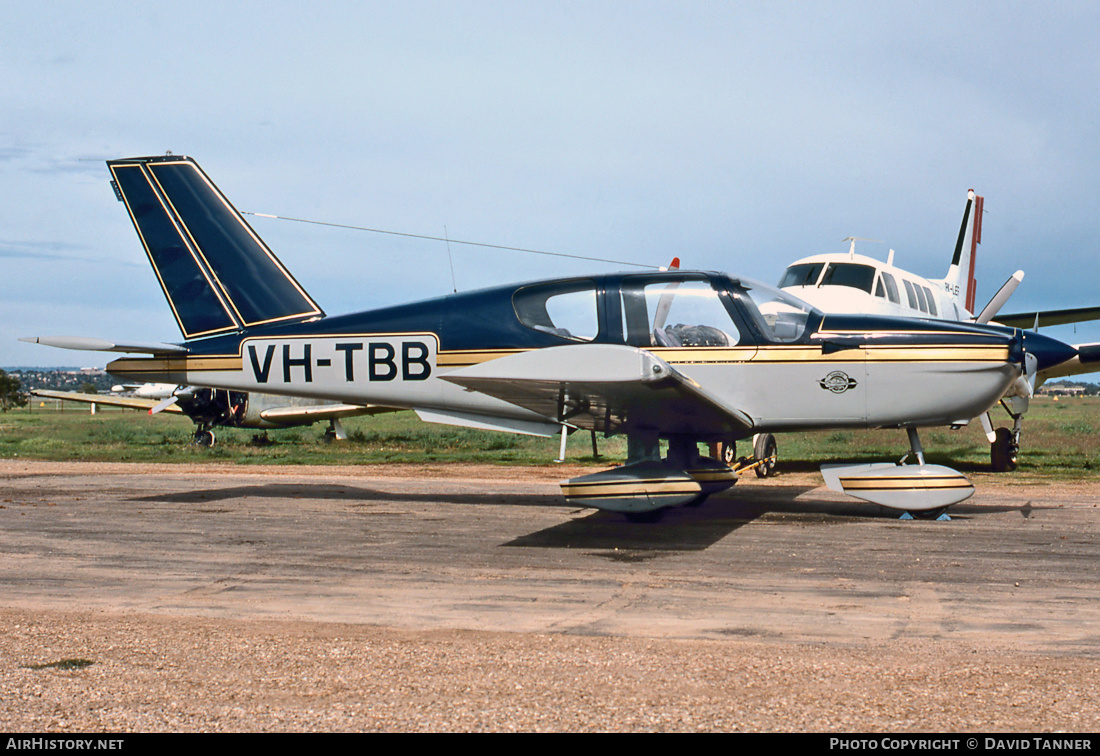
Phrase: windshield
[
  {"left": 819, "top": 262, "right": 876, "bottom": 293},
  {"left": 732, "top": 277, "right": 819, "bottom": 343},
  {"left": 778, "top": 262, "right": 824, "bottom": 288}
]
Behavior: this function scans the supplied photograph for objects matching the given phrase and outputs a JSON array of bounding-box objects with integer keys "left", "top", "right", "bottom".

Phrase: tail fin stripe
[
  {"left": 146, "top": 161, "right": 323, "bottom": 327},
  {"left": 110, "top": 163, "right": 241, "bottom": 338}
]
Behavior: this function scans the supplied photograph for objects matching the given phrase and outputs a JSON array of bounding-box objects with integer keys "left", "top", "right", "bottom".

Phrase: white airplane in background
[
  {"left": 31, "top": 380, "right": 392, "bottom": 446},
  {"left": 110, "top": 382, "right": 178, "bottom": 399},
  {"left": 778, "top": 190, "right": 1100, "bottom": 472}
]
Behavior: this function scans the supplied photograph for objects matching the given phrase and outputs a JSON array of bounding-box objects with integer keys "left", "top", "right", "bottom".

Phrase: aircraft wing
[
  {"left": 30, "top": 389, "right": 185, "bottom": 413},
  {"left": 258, "top": 403, "right": 398, "bottom": 424},
  {"left": 440, "top": 344, "right": 754, "bottom": 437},
  {"left": 995, "top": 306, "right": 1100, "bottom": 330}
]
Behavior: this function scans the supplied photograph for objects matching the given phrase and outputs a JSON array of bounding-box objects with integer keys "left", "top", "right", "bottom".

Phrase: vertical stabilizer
[
  {"left": 108, "top": 155, "right": 323, "bottom": 340},
  {"left": 941, "top": 189, "right": 983, "bottom": 315}
]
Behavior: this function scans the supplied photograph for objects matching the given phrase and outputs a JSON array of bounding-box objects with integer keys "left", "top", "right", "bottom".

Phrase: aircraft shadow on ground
[
  {"left": 130, "top": 479, "right": 1043, "bottom": 552},
  {"left": 505, "top": 484, "right": 905, "bottom": 551},
  {"left": 130, "top": 482, "right": 561, "bottom": 510}
]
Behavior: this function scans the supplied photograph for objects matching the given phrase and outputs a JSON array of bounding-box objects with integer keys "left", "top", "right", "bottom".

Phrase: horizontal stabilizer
[{"left": 20, "top": 336, "right": 188, "bottom": 355}]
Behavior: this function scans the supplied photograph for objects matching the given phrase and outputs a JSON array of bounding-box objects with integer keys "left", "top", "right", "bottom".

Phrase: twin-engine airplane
[
  {"left": 27, "top": 382, "right": 389, "bottom": 446},
  {"left": 21, "top": 155, "right": 1087, "bottom": 520},
  {"left": 778, "top": 191, "right": 1100, "bottom": 472}
]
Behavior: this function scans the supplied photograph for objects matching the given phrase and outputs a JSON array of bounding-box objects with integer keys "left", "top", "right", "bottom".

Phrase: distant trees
[{"left": 0, "top": 369, "right": 27, "bottom": 411}]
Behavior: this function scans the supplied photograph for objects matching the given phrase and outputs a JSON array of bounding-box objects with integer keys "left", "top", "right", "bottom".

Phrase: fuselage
[
  {"left": 779, "top": 252, "right": 968, "bottom": 321},
  {"left": 105, "top": 271, "right": 1065, "bottom": 439}
]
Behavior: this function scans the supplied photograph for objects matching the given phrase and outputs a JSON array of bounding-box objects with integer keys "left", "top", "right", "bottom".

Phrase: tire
[
  {"left": 990, "top": 427, "right": 1018, "bottom": 472},
  {"left": 753, "top": 433, "right": 778, "bottom": 478},
  {"left": 718, "top": 439, "right": 737, "bottom": 467}
]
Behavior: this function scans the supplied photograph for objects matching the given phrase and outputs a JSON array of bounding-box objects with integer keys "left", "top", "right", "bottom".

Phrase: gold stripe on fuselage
[
  {"left": 106, "top": 341, "right": 1009, "bottom": 376},
  {"left": 652, "top": 345, "right": 1008, "bottom": 365},
  {"left": 107, "top": 356, "right": 242, "bottom": 375},
  {"left": 436, "top": 349, "right": 526, "bottom": 368}
]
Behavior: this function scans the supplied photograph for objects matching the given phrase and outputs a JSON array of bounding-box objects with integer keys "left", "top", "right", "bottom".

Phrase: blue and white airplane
[{"left": 22, "top": 156, "right": 1090, "bottom": 521}]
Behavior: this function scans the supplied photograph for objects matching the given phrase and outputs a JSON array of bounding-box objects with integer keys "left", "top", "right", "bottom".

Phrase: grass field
[{"left": 3, "top": 395, "right": 1099, "bottom": 478}]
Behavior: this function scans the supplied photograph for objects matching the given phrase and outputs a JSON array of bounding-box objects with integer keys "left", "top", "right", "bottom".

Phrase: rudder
[{"left": 108, "top": 155, "right": 323, "bottom": 339}]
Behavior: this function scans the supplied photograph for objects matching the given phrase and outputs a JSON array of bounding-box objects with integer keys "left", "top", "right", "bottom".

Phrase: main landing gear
[
  {"left": 988, "top": 407, "right": 1023, "bottom": 473},
  {"left": 715, "top": 433, "right": 778, "bottom": 478},
  {"left": 322, "top": 418, "right": 348, "bottom": 444},
  {"left": 991, "top": 427, "right": 1020, "bottom": 473}
]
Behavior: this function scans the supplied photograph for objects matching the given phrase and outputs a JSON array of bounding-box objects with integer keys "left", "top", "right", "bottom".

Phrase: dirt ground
[{"left": 2, "top": 460, "right": 1099, "bottom": 732}]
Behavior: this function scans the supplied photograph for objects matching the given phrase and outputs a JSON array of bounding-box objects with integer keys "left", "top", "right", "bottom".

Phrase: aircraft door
[
  {"left": 618, "top": 276, "right": 751, "bottom": 350},
  {"left": 730, "top": 281, "right": 868, "bottom": 425}
]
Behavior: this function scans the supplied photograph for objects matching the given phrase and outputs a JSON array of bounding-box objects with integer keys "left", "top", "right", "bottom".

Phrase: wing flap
[{"left": 440, "top": 344, "right": 753, "bottom": 437}]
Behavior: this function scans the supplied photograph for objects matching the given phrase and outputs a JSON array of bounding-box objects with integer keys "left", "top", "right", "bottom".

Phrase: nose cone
[{"left": 1022, "top": 330, "right": 1079, "bottom": 372}]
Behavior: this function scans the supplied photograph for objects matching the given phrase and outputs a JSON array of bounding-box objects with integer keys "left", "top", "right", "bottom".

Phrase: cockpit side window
[
  {"left": 922, "top": 286, "right": 938, "bottom": 316},
  {"left": 874, "top": 276, "right": 886, "bottom": 299},
  {"left": 778, "top": 262, "right": 824, "bottom": 288},
  {"left": 881, "top": 272, "right": 901, "bottom": 304},
  {"left": 914, "top": 284, "right": 929, "bottom": 313},
  {"left": 902, "top": 279, "right": 919, "bottom": 309},
  {"left": 820, "top": 263, "right": 876, "bottom": 294},
  {"left": 620, "top": 277, "right": 742, "bottom": 348},
  {"left": 513, "top": 280, "right": 599, "bottom": 341}
]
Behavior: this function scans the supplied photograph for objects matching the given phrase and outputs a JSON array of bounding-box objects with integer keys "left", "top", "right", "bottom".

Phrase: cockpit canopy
[{"left": 512, "top": 272, "right": 821, "bottom": 348}]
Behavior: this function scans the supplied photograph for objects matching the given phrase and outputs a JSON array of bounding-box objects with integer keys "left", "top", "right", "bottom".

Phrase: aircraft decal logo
[{"left": 819, "top": 370, "right": 858, "bottom": 394}]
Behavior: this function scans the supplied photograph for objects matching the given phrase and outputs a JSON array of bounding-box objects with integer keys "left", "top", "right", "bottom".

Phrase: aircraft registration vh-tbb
[{"left": 20, "top": 155, "right": 1088, "bottom": 521}]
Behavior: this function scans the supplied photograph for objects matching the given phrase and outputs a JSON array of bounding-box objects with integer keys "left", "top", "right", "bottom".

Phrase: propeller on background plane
[{"left": 975, "top": 270, "right": 1025, "bottom": 324}]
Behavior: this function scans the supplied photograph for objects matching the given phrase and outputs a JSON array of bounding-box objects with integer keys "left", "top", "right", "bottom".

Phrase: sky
[{"left": 3, "top": 1, "right": 1099, "bottom": 368}]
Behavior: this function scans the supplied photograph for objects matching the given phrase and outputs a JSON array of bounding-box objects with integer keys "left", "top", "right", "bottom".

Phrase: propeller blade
[
  {"left": 653, "top": 281, "right": 681, "bottom": 330},
  {"left": 149, "top": 396, "right": 179, "bottom": 415},
  {"left": 980, "top": 412, "right": 996, "bottom": 443},
  {"left": 976, "top": 270, "right": 1024, "bottom": 324}
]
